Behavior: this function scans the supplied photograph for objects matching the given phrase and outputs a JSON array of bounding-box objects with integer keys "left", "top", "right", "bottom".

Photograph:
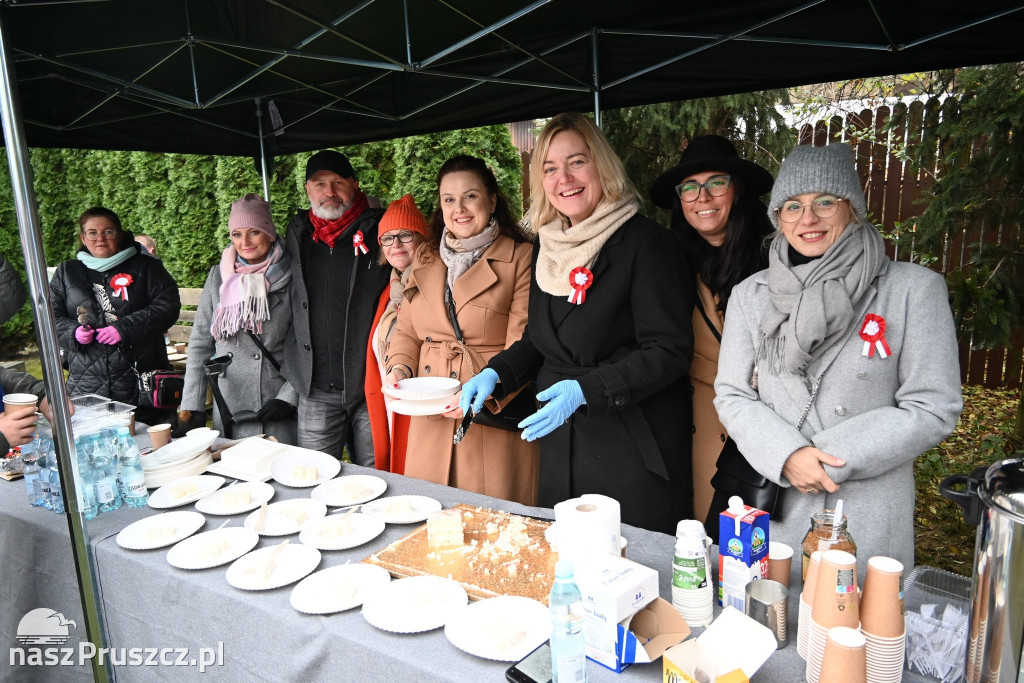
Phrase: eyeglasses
[
  {"left": 776, "top": 195, "right": 847, "bottom": 223},
  {"left": 82, "top": 229, "right": 119, "bottom": 241},
  {"left": 675, "top": 174, "right": 732, "bottom": 202},
  {"left": 379, "top": 231, "right": 417, "bottom": 246}
]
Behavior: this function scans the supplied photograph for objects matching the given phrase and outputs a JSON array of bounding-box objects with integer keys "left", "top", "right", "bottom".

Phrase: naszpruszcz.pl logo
[{"left": 11, "top": 607, "right": 224, "bottom": 672}]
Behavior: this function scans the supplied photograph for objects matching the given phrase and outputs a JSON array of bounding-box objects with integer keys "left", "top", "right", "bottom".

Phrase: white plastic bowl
[{"left": 382, "top": 377, "right": 460, "bottom": 401}]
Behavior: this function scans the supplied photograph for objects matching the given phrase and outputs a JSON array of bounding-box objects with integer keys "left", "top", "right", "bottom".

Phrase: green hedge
[{"left": 0, "top": 125, "right": 520, "bottom": 354}]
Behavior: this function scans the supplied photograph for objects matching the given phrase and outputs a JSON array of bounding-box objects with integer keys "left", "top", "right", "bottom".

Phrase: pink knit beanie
[{"left": 228, "top": 193, "right": 276, "bottom": 238}]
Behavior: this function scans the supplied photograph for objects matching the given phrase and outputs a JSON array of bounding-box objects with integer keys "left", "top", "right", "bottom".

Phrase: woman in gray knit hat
[{"left": 713, "top": 143, "right": 962, "bottom": 579}]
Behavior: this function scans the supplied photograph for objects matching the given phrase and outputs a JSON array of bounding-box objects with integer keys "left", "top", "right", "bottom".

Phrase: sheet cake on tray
[{"left": 363, "top": 503, "right": 557, "bottom": 605}]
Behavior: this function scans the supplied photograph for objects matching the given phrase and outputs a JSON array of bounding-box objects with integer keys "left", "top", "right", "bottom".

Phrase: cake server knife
[{"left": 453, "top": 408, "right": 474, "bottom": 445}]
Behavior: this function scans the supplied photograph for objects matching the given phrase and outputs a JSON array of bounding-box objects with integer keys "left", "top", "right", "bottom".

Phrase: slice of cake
[
  {"left": 320, "top": 517, "right": 355, "bottom": 539},
  {"left": 221, "top": 490, "right": 252, "bottom": 508},
  {"left": 243, "top": 553, "right": 277, "bottom": 581},
  {"left": 336, "top": 479, "right": 373, "bottom": 503},
  {"left": 168, "top": 481, "right": 199, "bottom": 501},
  {"left": 427, "top": 509, "right": 464, "bottom": 548},
  {"left": 290, "top": 465, "right": 319, "bottom": 482},
  {"left": 384, "top": 498, "right": 414, "bottom": 516},
  {"left": 198, "top": 536, "right": 230, "bottom": 560},
  {"left": 276, "top": 507, "right": 309, "bottom": 528},
  {"left": 145, "top": 525, "right": 176, "bottom": 541}
]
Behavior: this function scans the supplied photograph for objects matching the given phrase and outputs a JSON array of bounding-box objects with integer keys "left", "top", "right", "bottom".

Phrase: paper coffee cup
[
  {"left": 3, "top": 393, "right": 38, "bottom": 411},
  {"left": 147, "top": 423, "right": 172, "bottom": 450},
  {"left": 769, "top": 541, "right": 795, "bottom": 588}
]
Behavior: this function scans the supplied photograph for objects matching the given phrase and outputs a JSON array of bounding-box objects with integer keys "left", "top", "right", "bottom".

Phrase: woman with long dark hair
[
  {"left": 649, "top": 135, "right": 774, "bottom": 524},
  {"left": 385, "top": 155, "right": 539, "bottom": 505}
]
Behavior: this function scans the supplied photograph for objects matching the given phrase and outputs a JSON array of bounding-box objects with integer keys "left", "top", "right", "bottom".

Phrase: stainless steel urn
[{"left": 941, "top": 457, "right": 1024, "bottom": 683}]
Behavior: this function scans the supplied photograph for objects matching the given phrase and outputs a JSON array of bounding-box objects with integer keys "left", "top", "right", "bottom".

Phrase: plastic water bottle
[
  {"left": 549, "top": 560, "right": 587, "bottom": 683},
  {"left": 22, "top": 440, "right": 44, "bottom": 507},
  {"left": 90, "top": 435, "right": 122, "bottom": 513},
  {"left": 75, "top": 436, "right": 99, "bottom": 520},
  {"left": 672, "top": 520, "right": 714, "bottom": 627},
  {"left": 47, "top": 445, "right": 65, "bottom": 514},
  {"left": 115, "top": 427, "right": 148, "bottom": 507},
  {"left": 38, "top": 449, "right": 53, "bottom": 509}
]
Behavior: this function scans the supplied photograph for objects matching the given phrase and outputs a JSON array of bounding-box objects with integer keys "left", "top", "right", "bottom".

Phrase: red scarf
[{"left": 309, "top": 191, "right": 370, "bottom": 248}]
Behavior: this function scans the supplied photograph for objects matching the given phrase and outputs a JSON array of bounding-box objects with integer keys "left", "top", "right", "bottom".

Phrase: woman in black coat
[
  {"left": 460, "top": 113, "right": 694, "bottom": 533},
  {"left": 50, "top": 207, "right": 180, "bottom": 424}
]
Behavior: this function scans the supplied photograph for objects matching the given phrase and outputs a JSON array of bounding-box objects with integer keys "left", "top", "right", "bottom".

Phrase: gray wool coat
[
  {"left": 714, "top": 260, "right": 962, "bottom": 575},
  {"left": 179, "top": 265, "right": 299, "bottom": 445}
]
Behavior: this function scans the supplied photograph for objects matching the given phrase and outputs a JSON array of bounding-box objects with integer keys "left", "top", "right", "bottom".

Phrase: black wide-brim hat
[{"left": 649, "top": 135, "right": 774, "bottom": 209}]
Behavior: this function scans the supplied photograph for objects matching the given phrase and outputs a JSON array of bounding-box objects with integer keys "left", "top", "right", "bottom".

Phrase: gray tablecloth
[{"left": 1, "top": 447, "right": 931, "bottom": 682}]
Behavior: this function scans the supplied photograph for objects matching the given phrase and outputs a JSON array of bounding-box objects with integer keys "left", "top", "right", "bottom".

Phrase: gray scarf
[
  {"left": 757, "top": 221, "right": 888, "bottom": 376},
  {"left": 439, "top": 220, "right": 499, "bottom": 290}
]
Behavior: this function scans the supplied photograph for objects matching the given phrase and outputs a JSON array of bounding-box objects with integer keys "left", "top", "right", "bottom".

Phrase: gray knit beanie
[{"left": 768, "top": 144, "right": 866, "bottom": 228}]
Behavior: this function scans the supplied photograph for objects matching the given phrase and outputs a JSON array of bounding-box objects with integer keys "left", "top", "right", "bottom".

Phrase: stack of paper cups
[
  {"left": 798, "top": 550, "right": 823, "bottom": 660},
  {"left": 671, "top": 520, "right": 714, "bottom": 627},
  {"left": 553, "top": 494, "right": 621, "bottom": 569},
  {"left": 860, "top": 556, "right": 906, "bottom": 682}
]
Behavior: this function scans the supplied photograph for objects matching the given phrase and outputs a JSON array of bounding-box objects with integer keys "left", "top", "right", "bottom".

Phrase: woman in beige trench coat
[{"left": 385, "top": 156, "right": 539, "bottom": 505}]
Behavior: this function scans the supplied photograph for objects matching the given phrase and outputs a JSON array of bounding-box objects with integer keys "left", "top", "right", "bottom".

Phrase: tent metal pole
[
  {"left": 591, "top": 28, "right": 601, "bottom": 128},
  {"left": 255, "top": 98, "right": 271, "bottom": 200},
  {"left": 0, "top": 10, "right": 110, "bottom": 683}
]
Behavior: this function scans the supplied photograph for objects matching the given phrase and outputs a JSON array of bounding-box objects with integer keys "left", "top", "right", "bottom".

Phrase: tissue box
[
  {"left": 663, "top": 607, "right": 777, "bottom": 682},
  {"left": 576, "top": 554, "right": 659, "bottom": 672}
]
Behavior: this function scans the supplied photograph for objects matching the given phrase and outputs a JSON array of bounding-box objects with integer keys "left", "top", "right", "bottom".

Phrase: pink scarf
[{"left": 210, "top": 241, "right": 290, "bottom": 341}]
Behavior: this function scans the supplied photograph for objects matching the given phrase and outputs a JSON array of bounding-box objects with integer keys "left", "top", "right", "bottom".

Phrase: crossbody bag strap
[
  {"left": 443, "top": 284, "right": 475, "bottom": 375},
  {"left": 246, "top": 331, "right": 281, "bottom": 372},
  {"left": 693, "top": 294, "right": 722, "bottom": 343}
]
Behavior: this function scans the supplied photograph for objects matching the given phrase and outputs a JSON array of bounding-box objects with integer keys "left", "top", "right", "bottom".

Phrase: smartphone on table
[{"left": 505, "top": 641, "right": 552, "bottom": 683}]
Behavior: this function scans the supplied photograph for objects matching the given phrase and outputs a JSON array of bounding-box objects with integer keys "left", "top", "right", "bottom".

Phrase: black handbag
[
  {"left": 135, "top": 368, "right": 185, "bottom": 409},
  {"left": 443, "top": 284, "right": 535, "bottom": 431},
  {"left": 705, "top": 437, "right": 785, "bottom": 542}
]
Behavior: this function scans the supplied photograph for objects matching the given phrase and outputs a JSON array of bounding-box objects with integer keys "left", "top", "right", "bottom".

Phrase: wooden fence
[{"left": 796, "top": 99, "right": 1023, "bottom": 389}]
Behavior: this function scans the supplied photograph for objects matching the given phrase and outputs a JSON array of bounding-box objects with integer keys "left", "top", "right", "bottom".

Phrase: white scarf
[{"left": 534, "top": 196, "right": 638, "bottom": 296}]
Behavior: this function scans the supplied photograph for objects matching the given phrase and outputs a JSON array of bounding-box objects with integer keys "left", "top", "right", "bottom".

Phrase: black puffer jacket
[{"left": 50, "top": 235, "right": 180, "bottom": 403}]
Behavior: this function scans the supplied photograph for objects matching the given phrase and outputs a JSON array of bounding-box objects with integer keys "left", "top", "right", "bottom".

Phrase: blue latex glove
[
  {"left": 518, "top": 379, "right": 585, "bottom": 442},
  {"left": 459, "top": 368, "right": 499, "bottom": 415}
]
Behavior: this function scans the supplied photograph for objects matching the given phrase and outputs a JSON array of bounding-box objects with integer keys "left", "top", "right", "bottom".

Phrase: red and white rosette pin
[
  {"left": 859, "top": 313, "right": 891, "bottom": 358},
  {"left": 110, "top": 273, "right": 133, "bottom": 301},
  {"left": 567, "top": 267, "right": 593, "bottom": 305},
  {"left": 352, "top": 230, "right": 369, "bottom": 256}
]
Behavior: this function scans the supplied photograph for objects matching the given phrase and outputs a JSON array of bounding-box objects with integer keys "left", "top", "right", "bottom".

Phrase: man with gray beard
[{"left": 282, "top": 150, "right": 389, "bottom": 465}]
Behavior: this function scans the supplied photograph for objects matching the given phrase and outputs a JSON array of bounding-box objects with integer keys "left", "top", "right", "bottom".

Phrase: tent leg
[
  {"left": 591, "top": 27, "right": 602, "bottom": 128},
  {"left": 255, "top": 98, "right": 271, "bottom": 200},
  {"left": 0, "top": 11, "right": 111, "bottom": 683}
]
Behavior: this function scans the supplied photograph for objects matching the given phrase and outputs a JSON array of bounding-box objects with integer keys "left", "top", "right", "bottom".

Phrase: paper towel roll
[{"left": 553, "top": 493, "right": 621, "bottom": 568}]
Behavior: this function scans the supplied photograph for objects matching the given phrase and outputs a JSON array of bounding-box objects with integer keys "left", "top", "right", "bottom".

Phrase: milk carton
[{"left": 717, "top": 496, "right": 769, "bottom": 610}]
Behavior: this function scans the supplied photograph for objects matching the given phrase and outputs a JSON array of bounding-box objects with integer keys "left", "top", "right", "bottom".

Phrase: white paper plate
[
  {"left": 225, "top": 543, "right": 321, "bottom": 591},
  {"left": 310, "top": 474, "right": 387, "bottom": 507},
  {"left": 362, "top": 575, "right": 468, "bottom": 633},
  {"left": 194, "top": 481, "right": 275, "bottom": 516},
  {"left": 360, "top": 495, "right": 442, "bottom": 524},
  {"left": 388, "top": 397, "right": 453, "bottom": 416},
  {"left": 445, "top": 596, "right": 552, "bottom": 662},
  {"left": 383, "top": 377, "right": 460, "bottom": 401},
  {"left": 299, "top": 513, "right": 386, "bottom": 551},
  {"left": 166, "top": 526, "right": 259, "bottom": 570},
  {"left": 290, "top": 563, "right": 392, "bottom": 615},
  {"left": 116, "top": 511, "right": 206, "bottom": 550},
  {"left": 143, "top": 451, "right": 214, "bottom": 489},
  {"left": 143, "top": 431, "right": 218, "bottom": 467},
  {"left": 242, "top": 498, "right": 327, "bottom": 536},
  {"left": 269, "top": 451, "right": 341, "bottom": 487},
  {"left": 149, "top": 475, "right": 225, "bottom": 509}
]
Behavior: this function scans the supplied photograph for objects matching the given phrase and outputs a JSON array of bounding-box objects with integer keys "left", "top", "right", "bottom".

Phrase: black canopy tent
[
  {"left": 2, "top": 2, "right": 1024, "bottom": 680},
  {"left": 5, "top": 0, "right": 1024, "bottom": 156}
]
